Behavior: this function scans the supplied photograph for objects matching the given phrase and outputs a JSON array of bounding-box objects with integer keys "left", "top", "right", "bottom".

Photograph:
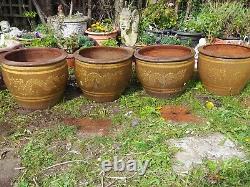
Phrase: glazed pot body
[
  {"left": 135, "top": 45, "right": 194, "bottom": 98},
  {"left": 74, "top": 47, "right": 133, "bottom": 102},
  {"left": 1, "top": 48, "right": 68, "bottom": 109},
  {"left": 198, "top": 44, "right": 250, "bottom": 96},
  {"left": 85, "top": 30, "right": 118, "bottom": 46}
]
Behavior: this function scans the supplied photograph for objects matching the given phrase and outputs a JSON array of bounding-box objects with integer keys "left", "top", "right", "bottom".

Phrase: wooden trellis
[{"left": 0, "top": 0, "right": 34, "bottom": 28}]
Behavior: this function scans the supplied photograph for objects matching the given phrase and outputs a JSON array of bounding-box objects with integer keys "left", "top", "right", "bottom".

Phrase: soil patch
[
  {"left": 160, "top": 105, "right": 201, "bottom": 123},
  {"left": 63, "top": 118, "right": 112, "bottom": 136},
  {"left": 241, "top": 97, "right": 250, "bottom": 108},
  {"left": 195, "top": 94, "right": 222, "bottom": 107},
  {"left": 0, "top": 123, "right": 15, "bottom": 137}
]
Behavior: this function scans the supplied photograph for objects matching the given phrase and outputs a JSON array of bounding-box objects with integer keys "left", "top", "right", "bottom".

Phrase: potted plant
[
  {"left": 1, "top": 48, "right": 68, "bottom": 109},
  {"left": 140, "top": 0, "right": 177, "bottom": 37},
  {"left": 134, "top": 45, "right": 194, "bottom": 98},
  {"left": 74, "top": 47, "right": 133, "bottom": 102},
  {"left": 57, "top": 35, "right": 94, "bottom": 68},
  {"left": 198, "top": 44, "right": 250, "bottom": 96},
  {"left": 136, "top": 32, "right": 157, "bottom": 47},
  {"left": 85, "top": 19, "right": 118, "bottom": 45},
  {"left": 48, "top": 2, "right": 89, "bottom": 38},
  {"left": 173, "top": 18, "right": 203, "bottom": 47}
]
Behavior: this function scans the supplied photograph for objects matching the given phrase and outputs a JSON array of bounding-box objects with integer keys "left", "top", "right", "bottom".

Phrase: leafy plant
[
  {"left": 30, "top": 35, "right": 58, "bottom": 48},
  {"left": 140, "top": 0, "right": 177, "bottom": 31},
  {"left": 101, "top": 39, "right": 118, "bottom": 47},
  {"left": 138, "top": 32, "right": 157, "bottom": 45},
  {"left": 23, "top": 11, "right": 37, "bottom": 30},
  {"left": 160, "top": 36, "right": 181, "bottom": 45},
  {"left": 89, "top": 19, "right": 114, "bottom": 32},
  {"left": 57, "top": 35, "right": 94, "bottom": 54}
]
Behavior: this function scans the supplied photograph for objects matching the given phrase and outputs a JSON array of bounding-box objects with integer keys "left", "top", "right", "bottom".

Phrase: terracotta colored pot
[
  {"left": 85, "top": 29, "right": 118, "bottom": 46},
  {"left": 198, "top": 44, "right": 250, "bottom": 96},
  {"left": 66, "top": 54, "right": 75, "bottom": 68},
  {"left": 1, "top": 48, "right": 68, "bottom": 109},
  {"left": 74, "top": 47, "right": 133, "bottom": 102},
  {"left": 134, "top": 45, "right": 194, "bottom": 98}
]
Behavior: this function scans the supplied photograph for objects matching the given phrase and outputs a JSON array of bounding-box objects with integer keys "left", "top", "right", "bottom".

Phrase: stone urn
[
  {"left": 74, "top": 47, "right": 133, "bottom": 102},
  {"left": 62, "top": 16, "right": 88, "bottom": 37},
  {"left": 85, "top": 30, "right": 118, "bottom": 46},
  {"left": 198, "top": 44, "right": 250, "bottom": 96},
  {"left": 134, "top": 45, "right": 194, "bottom": 98},
  {"left": 1, "top": 48, "right": 68, "bottom": 109}
]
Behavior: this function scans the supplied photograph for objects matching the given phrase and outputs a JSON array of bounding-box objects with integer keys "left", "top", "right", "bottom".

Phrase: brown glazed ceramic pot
[
  {"left": 74, "top": 47, "right": 133, "bottom": 102},
  {"left": 134, "top": 45, "right": 194, "bottom": 98},
  {"left": 198, "top": 44, "right": 250, "bottom": 96},
  {"left": 1, "top": 48, "right": 68, "bottom": 109},
  {"left": 85, "top": 30, "right": 118, "bottom": 46}
]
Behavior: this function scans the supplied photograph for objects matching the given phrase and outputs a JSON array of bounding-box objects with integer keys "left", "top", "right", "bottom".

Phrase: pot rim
[
  {"left": 85, "top": 29, "right": 118, "bottom": 36},
  {"left": 74, "top": 46, "right": 133, "bottom": 64},
  {"left": 198, "top": 44, "right": 250, "bottom": 59},
  {"left": 1, "top": 47, "right": 67, "bottom": 67},
  {"left": 134, "top": 45, "right": 195, "bottom": 63}
]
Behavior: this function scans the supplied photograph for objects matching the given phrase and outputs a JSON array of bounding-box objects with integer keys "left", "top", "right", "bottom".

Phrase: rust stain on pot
[
  {"left": 160, "top": 105, "right": 201, "bottom": 123},
  {"left": 63, "top": 118, "right": 112, "bottom": 135},
  {"left": 74, "top": 47, "right": 133, "bottom": 102},
  {"left": 198, "top": 44, "right": 250, "bottom": 96}
]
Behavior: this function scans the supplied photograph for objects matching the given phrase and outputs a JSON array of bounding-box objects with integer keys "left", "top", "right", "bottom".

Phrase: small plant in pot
[
  {"left": 85, "top": 19, "right": 118, "bottom": 46},
  {"left": 57, "top": 35, "right": 94, "bottom": 68},
  {"left": 140, "top": 0, "right": 177, "bottom": 37},
  {"left": 137, "top": 32, "right": 157, "bottom": 47},
  {"left": 173, "top": 18, "right": 203, "bottom": 47}
]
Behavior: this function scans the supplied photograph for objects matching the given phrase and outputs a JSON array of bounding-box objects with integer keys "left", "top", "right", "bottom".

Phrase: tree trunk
[
  {"left": 87, "top": 0, "right": 92, "bottom": 18},
  {"left": 184, "top": 0, "right": 192, "bottom": 21},
  {"left": 31, "top": 0, "right": 46, "bottom": 23}
]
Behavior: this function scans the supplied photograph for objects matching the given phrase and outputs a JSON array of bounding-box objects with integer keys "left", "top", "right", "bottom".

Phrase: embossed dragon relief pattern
[
  {"left": 76, "top": 69, "right": 127, "bottom": 90},
  {"left": 5, "top": 74, "right": 67, "bottom": 96},
  {"left": 138, "top": 69, "right": 187, "bottom": 87}
]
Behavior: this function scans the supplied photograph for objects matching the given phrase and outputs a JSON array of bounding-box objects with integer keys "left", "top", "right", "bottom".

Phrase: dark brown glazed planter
[
  {"left": 198, "top": 44, "right": 250, "bottom": 96},
  {"left": 134, "top": 45, "right": 194, "bottom": 98},
  {"left": 74, "top": 46, "right": 133, "bottom": 102},
  {"left": 1, "top": 48, "right": 68, "bottom": 109}
]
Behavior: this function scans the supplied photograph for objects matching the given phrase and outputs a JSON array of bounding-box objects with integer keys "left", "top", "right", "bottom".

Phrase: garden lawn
[{"left": 0, "top": 71, "right": 249, "bottom": 187}]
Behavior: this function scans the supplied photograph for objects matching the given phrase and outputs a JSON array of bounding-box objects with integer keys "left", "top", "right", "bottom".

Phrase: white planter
[{"left": 62, "top": 17, "right": 88, "bottom": 37}]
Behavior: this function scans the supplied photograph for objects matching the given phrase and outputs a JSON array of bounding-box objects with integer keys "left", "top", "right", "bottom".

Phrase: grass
[{"left": 0, "top": 75, "right": 249, "bottom": 186}]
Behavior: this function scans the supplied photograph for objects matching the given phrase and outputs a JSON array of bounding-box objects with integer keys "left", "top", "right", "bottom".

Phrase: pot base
[
  {"left": 14, "top": 91, "right": 64, "bottom": 109},
  {"left": 203, "top": 83, "right": 242, "bottom": 96},
  {"left": 84, "top": 90, "right": 120, "bottom": 102},
  {"left": 144, "top": 86, "right": 184, "bottom": 98}
]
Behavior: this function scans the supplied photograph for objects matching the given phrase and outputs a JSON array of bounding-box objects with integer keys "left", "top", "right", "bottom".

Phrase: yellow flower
[{"left": 206, "top": 101, "right": 215, "bottom": 110}]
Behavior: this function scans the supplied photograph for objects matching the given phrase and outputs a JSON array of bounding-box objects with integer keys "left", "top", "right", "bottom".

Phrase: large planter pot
[
  {"left": 62, "top": 17, "right": 88, "bottom": 37},
  {"left": 172, "top": 30, "right": 203, "bottom": 47},
  {"left": 198, "top": 44, "right": 250, "bottom": 96},
  {"left": 85, "top": 30, "right": 118, "bottom": 46},
  {"left": 0, "top": 40, "right": 22, "bottom": 86},
  {"left": 74, "top": 47, "right": 133, "bottom": 102},
  {"left": 1, "top": 48, "right": 68, "bottom": 109},
  {"left": 134, "top": 45, "right": 194, "bottom": 98}
]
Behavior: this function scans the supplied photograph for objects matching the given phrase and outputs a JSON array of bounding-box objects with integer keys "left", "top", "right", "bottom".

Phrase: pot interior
[
  {"left": 5, "top": 48, "right": 61, "bottom": 62},
  {"left": 136, "top": 45, "right": 193, "bottom": 62},
  {"left": 78, "top": 47, "right": 131, "bottom": 63},
  {"left": 201, "top": 44, "right": 250, "bottom": 59}
]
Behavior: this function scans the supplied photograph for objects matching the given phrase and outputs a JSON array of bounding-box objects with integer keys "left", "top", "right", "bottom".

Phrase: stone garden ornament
[
  {"left": 0, "top": 21, "right": 22, "bottom": 38},
  {"left": 120, "top": 7, "right": 140, "bottom": 47}
]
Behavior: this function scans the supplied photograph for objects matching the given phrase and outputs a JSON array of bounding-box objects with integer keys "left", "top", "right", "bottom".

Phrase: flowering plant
[{"left": 89, "top": 19, "right": 113, "bottom": 33}]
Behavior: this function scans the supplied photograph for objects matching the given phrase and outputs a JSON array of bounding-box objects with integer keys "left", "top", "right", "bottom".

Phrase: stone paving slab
[{"left": 168, "top": 133, "right": 245, "bottom": 174}]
